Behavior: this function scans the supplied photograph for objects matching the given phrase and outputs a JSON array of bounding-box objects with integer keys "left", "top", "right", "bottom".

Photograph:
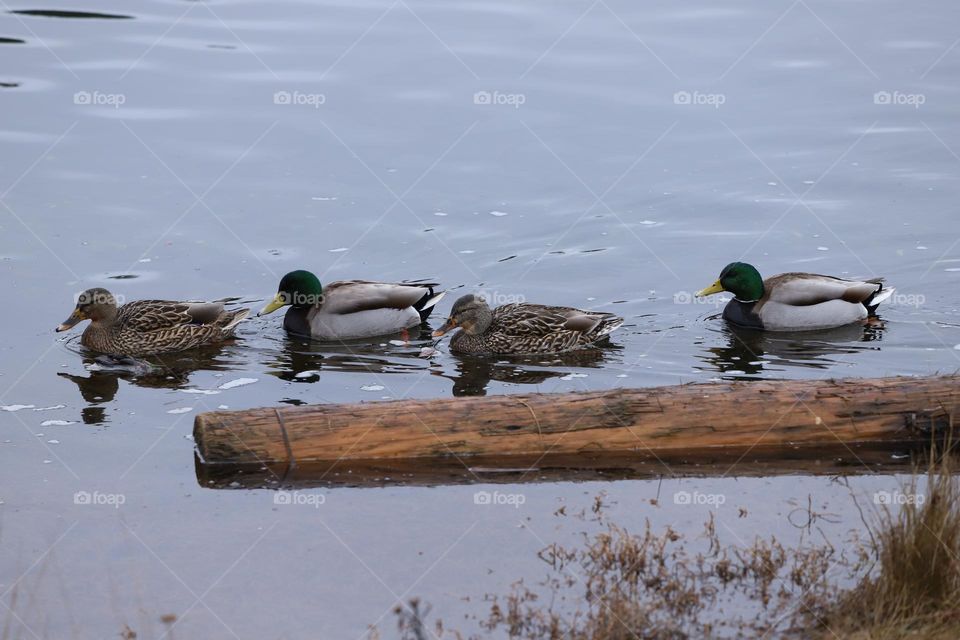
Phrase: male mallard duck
[
  {"left": 696, "top": 262, "right": 895, "bottom": 331},
  {"left": 258, "top": 270, "right": 444, "bottom": 340},
  {"left": 432, "top": 294, "right": 624, "bottom": 355},
  {"left": 55, "top": 288, "right": 249, "bottom": 356}
]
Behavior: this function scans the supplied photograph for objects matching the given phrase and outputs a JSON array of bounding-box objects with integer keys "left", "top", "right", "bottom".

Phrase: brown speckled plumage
[
  {"left": 436, "top": 295, "right": 623, "bottom": 355},
  {"left": 58, "top": 288, "right": 249, "bottom": 357}
]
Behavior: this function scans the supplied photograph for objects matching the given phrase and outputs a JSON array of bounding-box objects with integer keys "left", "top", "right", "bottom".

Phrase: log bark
[{"left": 193, "top": 375, "right": 959, "bottom": 481}]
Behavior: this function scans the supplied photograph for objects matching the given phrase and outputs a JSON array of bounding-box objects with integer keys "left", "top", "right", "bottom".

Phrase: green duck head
[
  {"left": 697, "top": 262, "right": 764, "bottom": 302},
  {"left": 259, "top": 270, "right": 323, "bottom": 316}
]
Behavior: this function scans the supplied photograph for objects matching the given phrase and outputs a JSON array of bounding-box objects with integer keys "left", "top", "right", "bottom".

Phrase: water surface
[{"left": 2, "top": 1, "right": 959, "bottom": 637}]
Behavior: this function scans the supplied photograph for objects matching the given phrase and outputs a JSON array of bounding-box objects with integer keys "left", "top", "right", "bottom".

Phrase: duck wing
[
  {"left": 320, "top": 280, "right": 437, "bottom": 316},
  {"left": 118, "top": 300, "right": 229, "bottom": 331},
  {"left": 495, "top": 304, "right": 618, "bottom": 337},
  {"left": 764, "top": 273, "right": 882, "bottom": 306}
]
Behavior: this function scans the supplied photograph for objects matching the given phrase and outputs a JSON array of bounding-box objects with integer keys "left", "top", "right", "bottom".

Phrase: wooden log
[{"left": 193, "top": 375, "right": 959, "bottom": 481}]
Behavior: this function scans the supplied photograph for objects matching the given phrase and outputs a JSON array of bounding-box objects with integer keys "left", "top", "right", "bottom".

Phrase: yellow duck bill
[
  {"left": 696, "top": 280, "right": 725, "bottom": 297},
  {"left": 258, "top": 293, "right": 288, "bottom": 316}
]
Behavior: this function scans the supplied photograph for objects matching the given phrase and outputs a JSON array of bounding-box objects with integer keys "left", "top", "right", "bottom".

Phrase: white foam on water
[
  {"left": 218, "top": 378, "right": 258, "bottom": 390},
  {"left": 1, "top": 405, "right": 34, "bottom": 412}
]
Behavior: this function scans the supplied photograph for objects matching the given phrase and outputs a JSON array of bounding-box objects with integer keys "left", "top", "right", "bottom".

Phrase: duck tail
[
  {"left": 595, "top": 314, "right": 624, "bottom": 338},
  {"left": 220, "top": 308, "right": 251, "bottom": 334},
  {"left": 865, "top": 283, "right": 895, "bottom": 315},
  {"left": 415, "top": 288, "right": 445, "bottom": 322}
]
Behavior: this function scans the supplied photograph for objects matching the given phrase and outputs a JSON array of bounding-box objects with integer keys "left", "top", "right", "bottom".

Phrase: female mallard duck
[
  {"left": 258, "top": 270, "right": 444, "bottom": 340},
  {"left": 432, "top": 294, "right": 624, "bottom": 355},
  {"left": 55, "top": 288, "right": 249, "bottom": 356},
  {"left": 696, "top": 262, "right": 895, "bottom": 331}
]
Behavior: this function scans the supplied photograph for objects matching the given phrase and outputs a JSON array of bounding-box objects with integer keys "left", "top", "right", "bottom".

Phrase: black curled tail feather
[
  {"left": 409, "top": 282, "right": 442, "bottom": 322},
  {"left": 864, "top": 281, "right": 894, "bottom": 316}
]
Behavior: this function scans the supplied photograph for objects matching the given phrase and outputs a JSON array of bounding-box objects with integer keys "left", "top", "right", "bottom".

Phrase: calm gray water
[{"left": 2, "top": 1, "right": 959, "bottom": 638}]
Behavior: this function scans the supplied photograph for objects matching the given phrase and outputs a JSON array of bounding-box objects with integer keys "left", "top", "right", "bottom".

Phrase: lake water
[{"left": 2, "top": 1, "right": 959, "bottom": 638}]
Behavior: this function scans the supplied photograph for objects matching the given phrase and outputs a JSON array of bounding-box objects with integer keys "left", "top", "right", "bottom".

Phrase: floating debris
[
  {"left": 489, "top": 210, "right": 508, "bottom": 217},
  {"left": 434, "top": 212, "right": 448, "bottom": 216},
  {"left": 360, "top": 384, "right": 385, "bottom": 392},
  {"left": 218, "top": 378, "right": 258, "bottom": 390},
  {"left": 167, "top": 407, "right": 193, "bottom": 414},
  {"left": 40, "top": 420, "right": 75, "bottom": 426},
  {"left": 560, "top": 373, "right": 589, "bottom": 381},
  {"left": 311, "top": 196, "right": 337, "bottom": 201},
  {"left": 180, "top": 389, "right": 220, "bottom": 395},
  {"left": 47, "top": 439, "right": 60, "bottom": 444},
  {"left": 294, "top": 370, "right": 321, "bottom": 379},
  {"left": 817, "top": 246, "right": 829, "bottom": 251},
  {"left": 328, "top": 247, "right": 349, "bottom": 253},
  {"left": 1, "top": 404, "right": 34, "bottom": 412}
]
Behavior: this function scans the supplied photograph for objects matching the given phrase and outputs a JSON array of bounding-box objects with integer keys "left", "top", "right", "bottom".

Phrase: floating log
[{"left": 193, "top": 374, "right": 959, "bottom": 486}]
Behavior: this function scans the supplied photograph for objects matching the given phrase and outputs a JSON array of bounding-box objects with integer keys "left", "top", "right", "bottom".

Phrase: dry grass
[
  {"left": 811, "top": 454, "right": 960, "bottom": 639},
  {"left": 376, "top": 451, "right": 960, "bottom": 640}
]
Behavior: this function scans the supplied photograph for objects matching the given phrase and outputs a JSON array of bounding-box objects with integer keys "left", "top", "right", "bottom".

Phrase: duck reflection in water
[
  {"left": 264, "top": 328, "right": 434, "bottom": 383},
  {"left": 436, "top": 344, "right": 624, "bottom": 396},
  {"left": 698, "top": 322, "right": 885, "bottom": 378},
  {"left": 57, "top": 343, "right": 237, "bottom": 424}
]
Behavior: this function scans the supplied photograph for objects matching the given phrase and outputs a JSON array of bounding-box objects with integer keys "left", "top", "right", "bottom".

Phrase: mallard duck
[
  {"left": 696, "top": 262, "right": 895, "bottom": 331},
  {"left": 432, "top": 294, "right": 624, "bottom": 355},
  {"left": 258, "top": 270, "right": 444, "bottom": 340},
  {"left": 55, "top": 288, "right": 250, "bottom": 356}
]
